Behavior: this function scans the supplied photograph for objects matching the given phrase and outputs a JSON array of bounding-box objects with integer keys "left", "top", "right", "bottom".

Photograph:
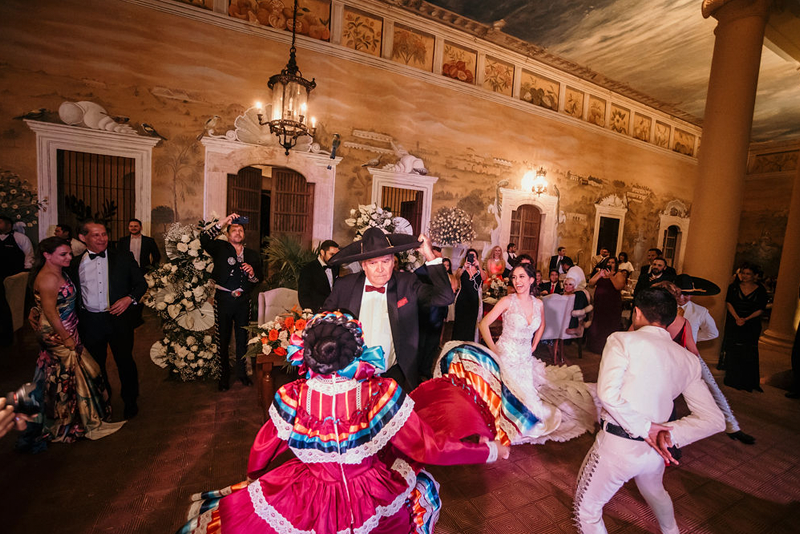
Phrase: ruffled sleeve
[
  {"left": 390, "top": 409, "right": 493, "bottom": 465},
  {"left": 247, "top": 419, "right": 291, "bottom": 480}
]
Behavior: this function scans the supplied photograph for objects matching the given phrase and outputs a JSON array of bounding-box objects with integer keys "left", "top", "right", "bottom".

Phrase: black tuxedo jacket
[
  {"left": 117, "top": 234, "right": 161, "bottom": 271},
  {"left": 298, "top": 259, "right": 337, "bottom": 313},
  {"left": 549, "top": 255, "right": 572, "bottom": 272},
  {"left": 200, "top": 227, "right": 262, "bottom": 295},
  {"left": 323, "top": 264, "right": 454, "bottom": 389},
  {"left": 538, "top": 280, "right": 563, "bottom": 295},
  {"left": 634, "top": 268, "right": 677, "bottom": 295},
  {"left": 67, "top": 248, "right": 147, "bottom": 328}
]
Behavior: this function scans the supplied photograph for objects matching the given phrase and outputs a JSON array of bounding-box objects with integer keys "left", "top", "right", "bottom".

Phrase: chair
[
  {"left": 4, "top": 271, "right": 28, "bottom": 332},
  {"left": 541, "top": 293, "right": 587, "bottom": 364},
  {"left": 257, "top": 287, "right": 299, "bottom": 325}
]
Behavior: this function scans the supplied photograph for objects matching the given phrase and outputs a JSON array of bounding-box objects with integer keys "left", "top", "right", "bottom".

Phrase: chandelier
[
  {"left": 522, "top": 167, "right": 548, "bottom": 196},
  {"left": 257, "top": 0, "right": 316, "bottom": 155}
]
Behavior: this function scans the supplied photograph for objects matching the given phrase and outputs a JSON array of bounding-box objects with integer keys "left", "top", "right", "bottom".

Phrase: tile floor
[{"left": 1, "top": 312, "right": 799, "bottom": 533}]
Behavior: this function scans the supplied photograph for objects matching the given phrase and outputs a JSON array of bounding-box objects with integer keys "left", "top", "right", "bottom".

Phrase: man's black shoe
[
  {"left": 727, "top": 431, "right": 756, "bottom": 445},
  {"left": 123, "top": 403, "right": 139, "bottom": 419},
  {"left": 218, "top": 380, "right": 230, "bottom": 392}
]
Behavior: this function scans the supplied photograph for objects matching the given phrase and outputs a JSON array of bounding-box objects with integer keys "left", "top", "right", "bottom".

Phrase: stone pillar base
[{"left": 759, "top": 329, "right": 794, "bottom": 353}]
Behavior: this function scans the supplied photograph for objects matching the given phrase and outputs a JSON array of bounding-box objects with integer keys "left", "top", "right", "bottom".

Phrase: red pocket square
[{"left": 397, "top": 297, "right": 408, "bottom": 308}]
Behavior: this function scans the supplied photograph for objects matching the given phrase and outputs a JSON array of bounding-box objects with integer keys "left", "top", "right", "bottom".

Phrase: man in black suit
[
  {"left": 549, "top": 246, "right": 571, "bottom": 274},
  {"left": 323, "top": 228, "right": 454, "bottom": 390},
  {"left": 70, "top": 220, "right": 147, "bottom": 419},
  {"left": 117, "top": 218, "right": 161, "bottom": 272},
  {"left": 639, "top": 248, "right": 677, "bottom": 282},
  {"left": 298, "top": 239, "right": 339, "bottom": 312},
  {"left": 414, "top": 245, "right": 448, "bottom": 380},
  {"left": 634, "top": 257, "right": 675, "bottom": 295},
  {"left": 201, "top": 213, "right": 262, "bottom": 391},
  {"left": 539, "top": 269, "right": 563, "bottom": 296}
]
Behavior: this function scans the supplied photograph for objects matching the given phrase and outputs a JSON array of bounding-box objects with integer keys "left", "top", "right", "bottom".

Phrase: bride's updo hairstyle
[
  {"left": 302, "top": 310, "right": 365, "bottom": 375},
  {"left": 512, "top": 263, "right": 539, "bottom": 295}
]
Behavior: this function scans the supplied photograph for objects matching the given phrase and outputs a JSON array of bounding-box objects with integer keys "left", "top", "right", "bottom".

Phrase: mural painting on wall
[
  {"left": 654, "top": 121, "right": 670, "bottom": 148},
  {"left": 391, "top": 24, "right": 435, "bottom": 71},
  {"left": 673, "top": 129, "right": 695, "bottom": 156},
  {"left": 154, "top": 135, "right": 204, "bottom": 224},
  {"left": 483, "top": 56, "right": 514, "bottom": 96},
  {"left": 749, "top": 150, "right": 799, "bottom": 174},
  {"left": 587, "top": 95, "right": 606, "bottom": 126},
  {"left": 342, "top": 6, "right": 382, "bottom": 56},
  {"left": 228, "top": 0, "right": 331, "bottom": 41},
  {"left": 736, "top": 217, "right": 787, "bottom": 279},
  {"left": 442, "top": 42, "right": 476, "bottom": 84},
  {"left": 609, "top": 104, "right": 630, "bottom": 135},
  {"left": 520, "top": 70, "right": 559, "bottom": 111},
  {"left": 633, "top": 113, "right": 651, "bottom": 142},
  {"left": 563, "top": 87, "right": 584, "bottom": 119}
]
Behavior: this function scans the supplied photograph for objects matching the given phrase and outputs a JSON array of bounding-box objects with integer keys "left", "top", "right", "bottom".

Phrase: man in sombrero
[
  {"left": 675, "top": 274, "right": 755, "bottom": 445},
  {"left": 323, "top": 227, "right": 454, "bottom": 390}
]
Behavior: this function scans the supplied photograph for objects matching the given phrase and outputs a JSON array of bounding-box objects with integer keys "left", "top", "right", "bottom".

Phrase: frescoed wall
[{"left": 0, "top": 0, "right": 738, "bottom": 275}]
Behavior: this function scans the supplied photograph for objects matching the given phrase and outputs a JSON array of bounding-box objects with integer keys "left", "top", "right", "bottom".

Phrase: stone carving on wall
[
  {"left": 381, "top": 141, "right": 428, "bottom": 175},
  {"left": 661, "top": 199, "right": 689, "bottom": 218},
  {"left": 597, "top": 194, "right": 627, "bottom": 208},
  {"left": 231, "top": 107, "right": 326, "bottom": 154},
  {"left": 57, "top": 101, "right": 136, "bottom": 134}
]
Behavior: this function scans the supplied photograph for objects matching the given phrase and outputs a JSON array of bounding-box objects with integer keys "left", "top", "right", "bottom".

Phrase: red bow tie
[{"left": 365, "top": 285, "right": 385, "bottom": 294}]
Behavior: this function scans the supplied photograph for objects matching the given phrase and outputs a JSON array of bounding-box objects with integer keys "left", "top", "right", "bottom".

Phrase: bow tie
[
  {"left": 323, "top": 265, "right": 332, "bottom": 270},
  {"left": 88, "top": 251, "right": 106, "bottom": 260},
  {"left": 365, "top": 285, "right": 385, "bottom": 294}
]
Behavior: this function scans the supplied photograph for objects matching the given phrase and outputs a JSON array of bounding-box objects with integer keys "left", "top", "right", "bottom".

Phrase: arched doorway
[
  {"left": 510, "top": 204, "right": 541, "bottom": 261},
  {"left": 662, "top": 224, "right": 681, "bottom": 268},
  {"left": 227, "top": 166, "right": 314, "bottom": 250}
]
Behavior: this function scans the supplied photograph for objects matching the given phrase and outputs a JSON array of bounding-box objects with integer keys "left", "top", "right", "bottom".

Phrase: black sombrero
[
  {"left": 327, "top": 227, "right": 420, "bottom": 266},
  {"left": 674, "top": 274, "right": 721, "bottom": 296}
]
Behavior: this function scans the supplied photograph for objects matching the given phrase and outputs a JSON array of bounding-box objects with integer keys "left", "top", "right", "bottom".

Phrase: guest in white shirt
[{"left": 574, "top": 287, "right": 724, "bottom": 534}]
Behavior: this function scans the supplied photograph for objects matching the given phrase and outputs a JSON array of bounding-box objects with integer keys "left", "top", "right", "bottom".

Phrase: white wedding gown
[{"left": 436, "top": 293, "right": 599, "bottom": 445}]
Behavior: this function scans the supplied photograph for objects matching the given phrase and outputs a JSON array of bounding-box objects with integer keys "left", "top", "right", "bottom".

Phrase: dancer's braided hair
[{"left": 302, "top": 310, "right": 364, "bottom": 375}]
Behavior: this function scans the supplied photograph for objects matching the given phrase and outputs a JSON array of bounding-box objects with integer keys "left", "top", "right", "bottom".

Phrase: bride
[{"left": 436, "top": 262, "right": 598, "bottom": 445}]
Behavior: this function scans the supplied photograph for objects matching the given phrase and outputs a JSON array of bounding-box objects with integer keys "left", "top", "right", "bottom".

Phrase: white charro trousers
[{"left": 574, "top": 429, "right": 679, "bottom": 534}]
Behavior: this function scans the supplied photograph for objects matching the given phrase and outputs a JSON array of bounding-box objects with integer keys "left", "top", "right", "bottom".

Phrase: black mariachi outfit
[
  {"left": 200, "top": 225, "right": 262, "bottom": 387},
  {"left": 0, "top": 233, "right": 26, "bottom": 345}
]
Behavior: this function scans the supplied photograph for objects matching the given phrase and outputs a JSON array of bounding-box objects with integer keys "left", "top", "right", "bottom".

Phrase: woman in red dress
[{"left": 178, "top": 311, "right": 508, "bottom": 534}]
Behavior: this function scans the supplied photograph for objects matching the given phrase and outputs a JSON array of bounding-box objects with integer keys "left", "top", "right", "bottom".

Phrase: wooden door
[
  {"left": 271, "top": 168, "right": 314, "bottom": 248},
  {"left": 227, "top": 167, "right": 262, "bottom": 249},
  {"left": 509, "top": 204, "right": 541, "bottom": 263}
]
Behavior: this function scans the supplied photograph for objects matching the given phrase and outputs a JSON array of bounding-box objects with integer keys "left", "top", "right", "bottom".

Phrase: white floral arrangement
[
  {"left": 0, "top": 170, "right": 46, "bottom": 226},
  {"left": 485, "top": 275, "right": 509, "bottom": 301},
  {"left": 144, "top": 219, "right": 218, "bottom": 380},
  {"left": 344, "top": 203, "right": 395, "bottom": 238},
  {"left": 429, "top": 207, "right": 476, "bottom": 246}
]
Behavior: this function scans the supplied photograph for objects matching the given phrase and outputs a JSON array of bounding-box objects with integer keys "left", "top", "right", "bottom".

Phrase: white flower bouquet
[
  {"left": 429, "top": 207, "right": 476, "bottom": 246},
  {"left": 150, "top": 327, "right": 219, "bottom": 381},
  {"left": 0, "top": 170, "right": 46, "bottom": 226},
  {"left": 344, "top": 203, "right": 395, "bottom": 239}
]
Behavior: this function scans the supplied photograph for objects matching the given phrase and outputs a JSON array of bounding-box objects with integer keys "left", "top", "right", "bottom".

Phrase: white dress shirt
[
  {"left": 360, "top": 283, "right": 395, "bottom": 370},
  {"left": 129, "top": 234, "right": 142, "bottom": 266},
  {"left": 598, "top": 325, "right": 724, "bottom": 446},
  {"left": 679, "top": 301, "right": 719, "bottom": 343},
  {"left": 0, "top": 232, "right": 34, "bottom": 268},
  {"left": 79, "top": 252, "right": 110, "bottom": 312},
  {"left": 319, "top": 257, "right": 333, "bottom": 289}
]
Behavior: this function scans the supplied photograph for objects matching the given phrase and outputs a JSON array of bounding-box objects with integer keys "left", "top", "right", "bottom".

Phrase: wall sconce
[{"left": 522, "top": 167, "right": 548, "bottom": 196}]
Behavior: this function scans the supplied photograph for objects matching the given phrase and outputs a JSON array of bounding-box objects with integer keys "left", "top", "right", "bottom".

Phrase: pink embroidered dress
[{"left": 179, "top": 370, "right": 498, "bottom": 534}]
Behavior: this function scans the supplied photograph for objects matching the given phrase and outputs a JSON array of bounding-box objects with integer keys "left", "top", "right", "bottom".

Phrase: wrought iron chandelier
[
  {"left": 522, "top": 167, "right": 548, "bottom": 196},
  {"left": 257, "top": 0, "right": 316, "bottom": 155}
]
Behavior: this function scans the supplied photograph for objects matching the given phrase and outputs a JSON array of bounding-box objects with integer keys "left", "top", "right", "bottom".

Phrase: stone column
[
  {"left": 682, "top": 0, "right": 773, "bottom": 355},
  {"left": 761, "top": 157, "right": 800, "bottom": 350}
]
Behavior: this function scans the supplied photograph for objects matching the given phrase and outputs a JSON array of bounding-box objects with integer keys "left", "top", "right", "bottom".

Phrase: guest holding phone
[
  {"left": 452, "top": 248, "right": 486, "bottom": 342},
  {"left": 200, "top": 213, "right": 262, "bottom": 391}
]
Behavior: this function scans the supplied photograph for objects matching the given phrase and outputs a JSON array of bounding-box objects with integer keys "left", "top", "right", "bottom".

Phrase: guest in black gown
[
  {"left": 722, "top": 262, "right": 768, "bottom": 392},
  {"left": 452, "top": 248, "right": 485, "bottom": 342}
]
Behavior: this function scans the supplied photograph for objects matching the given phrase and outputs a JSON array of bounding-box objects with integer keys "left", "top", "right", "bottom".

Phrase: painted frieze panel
[
  {"left": 563, "top": 86, "right": 584, "bottom": 119},
  {"left": 654, "top": 121, "right": 670, "bottom": 148},
  {"left": 442, "top": 42, "right": 477, "bottom": 84},
  {"left": 391, "top": 23, "right": 435, "bottom": 72},
  {"left": 609, "top": 104, "right": 630, "bottom": 135},
  {"left": 228, "top": 0, "right": 331, "bottom": 41},
  {"left": 587, "top": 95, "right": 606, "bottom": 126},
  {"left": 633, "top": 113, "right": 651, "bottom": 142},
  {"left": 520, "top": 70, "right": 559, "bottom": 111},
  {"left": 483, "top": 56, "right": 513, "bottom": 95},
  {"left": 673, "top": 129, "right": 695, "bottom": 156},
  {"left": 342, "top": 6, "right": 382, "bottom": 56}
]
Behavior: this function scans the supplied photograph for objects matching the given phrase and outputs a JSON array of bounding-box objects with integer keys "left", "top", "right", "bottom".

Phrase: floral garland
[
  {"left": 344, "top": 203, "right": 420, "bottom": 269},
  {"left": 246, "top": 307, "right": 316, "bottom": 370},
  {"left": 429, "top": 207, "right": 475, "bottom": 246},
  {"left": 144, "top": 219, "right": 218, "bottom": 381},
  {"left": 0, "top": 170, "right": 46, "bottom": 227}
]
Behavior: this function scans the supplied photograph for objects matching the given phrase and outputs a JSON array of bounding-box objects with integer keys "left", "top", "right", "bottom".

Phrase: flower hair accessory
[{"left": 285, "top": 310, "right": 386, "bottom": 379}]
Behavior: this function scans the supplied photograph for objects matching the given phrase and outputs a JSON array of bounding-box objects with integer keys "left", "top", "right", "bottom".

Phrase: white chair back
[
  {"left": 541, "top": 293, "right": 582, "bottom": 340},
  {"left": 257, "top": 287, "right": 299, "bottom": 325}
]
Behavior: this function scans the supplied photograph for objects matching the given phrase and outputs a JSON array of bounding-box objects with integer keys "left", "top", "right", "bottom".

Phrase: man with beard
[{"left": 635, "top": 257, "right": 674, "bottom": 295}]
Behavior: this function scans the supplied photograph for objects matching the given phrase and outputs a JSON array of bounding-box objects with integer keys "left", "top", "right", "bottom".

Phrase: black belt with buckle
[{"left": 602, "top": 420, "right": 644, "bottom": 442}]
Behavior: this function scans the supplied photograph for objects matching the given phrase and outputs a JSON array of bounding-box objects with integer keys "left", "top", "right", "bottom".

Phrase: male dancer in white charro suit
[{"left": 574, "top": 287, "right": 725, "bottom": 534}]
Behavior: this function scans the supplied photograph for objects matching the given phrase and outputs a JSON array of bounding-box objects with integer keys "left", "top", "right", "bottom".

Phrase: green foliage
[
  {"left": 64, "top": 194, "right": 117, "bottom": 227},
  {"left": 262, "top": 234, "right": 316, "bottom": 290}
]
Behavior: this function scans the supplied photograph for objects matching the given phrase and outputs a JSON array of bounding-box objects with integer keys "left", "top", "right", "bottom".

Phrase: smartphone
[{"left": 231, "top": 216, "right": 249, "bottom": 225}]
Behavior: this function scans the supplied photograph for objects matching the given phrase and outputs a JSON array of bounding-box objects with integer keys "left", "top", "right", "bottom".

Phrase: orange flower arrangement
[{"left": 247, "top": 306, "right": 316, "bottom": 364}]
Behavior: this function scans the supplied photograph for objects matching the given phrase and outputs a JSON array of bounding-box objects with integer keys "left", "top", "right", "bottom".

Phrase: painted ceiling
[{"left": 420, "top": 0, "right": 800, "bottom": 142}]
